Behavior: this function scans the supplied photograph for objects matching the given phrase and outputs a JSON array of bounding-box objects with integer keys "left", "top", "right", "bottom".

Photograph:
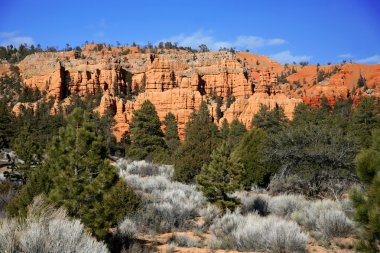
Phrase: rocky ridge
[{"left": 2, "top": 44, "right": 380, "bottom": 140}]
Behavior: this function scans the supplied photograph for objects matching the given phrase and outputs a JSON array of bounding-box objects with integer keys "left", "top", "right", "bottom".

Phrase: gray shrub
[{"left": 0, "top": 196, "right": 109, "bottom": 253}]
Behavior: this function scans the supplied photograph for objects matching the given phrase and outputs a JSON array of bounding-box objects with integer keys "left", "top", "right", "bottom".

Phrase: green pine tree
[
  {"left": 215, "top": 96, "right": 223, "bottom": 122},
  {"left": 7, "top": 124, "right": 42, "bottom": 182},
  {"left": 331, "top": 97, "right": 353, "bottom": 133},
  {"left": 163, "top": 112, "right": 180, "bottom": 154},
  {"left": 174, "top": 101, "right": 220, "bottom": 183},
  {"left": 0, "top": 98, "right": 15, "bottom": 149},
  {"left": 351, "top": 129, "right": 380, "bottom": 252},
  {"left": 357, "top": 74, "right": 367, "bottom": 88},
  {"left": 113, "top": 79, "right": 119, "bottom": 96},
  {"left": 140, "top": 73, "right": 146, "bottom": 93},
  {"left": 349, "top": 97, "right": 380, "bottom": 148},
  {"left": 220, "top": 119, "right": 230, "bottom": 140},
  {"left": 7, "top": 108, "right": 139, "bottom": 239},
  {"left": 127, "top": 100, "right": 167, "bottom": 161},
  {"left": 196, "top": 142, "right": 242, "bottom": 211},
  {"left": 226, "top": 87, "right": 235, "bottom": 109},
  {"left": 228, "top": 119, "right": 246, "bottom": 148},
  {"left": 292, "top": 103, "right": 320, "bottom": 126},
  {"left": 251, "top": 104, "right": 288, "bottom": 134},
  {"left": 232, "top": 129, "right": 270, "bottom": 188}
]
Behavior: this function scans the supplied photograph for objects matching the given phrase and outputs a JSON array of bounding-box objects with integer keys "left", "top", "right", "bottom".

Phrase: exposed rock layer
[{"left": 2, "top": 45, "right": 379, "bottom": 140}]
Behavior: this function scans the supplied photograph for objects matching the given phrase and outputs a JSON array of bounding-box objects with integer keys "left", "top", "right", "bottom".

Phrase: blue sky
[{"left": 0, "top": 0, "right": 379, "bottom": 64}]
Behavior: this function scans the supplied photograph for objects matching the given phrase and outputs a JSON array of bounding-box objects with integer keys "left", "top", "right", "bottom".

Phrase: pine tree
[
  {"left": 7, "top": 165, "right": 51, "bottom": 217},
  {"left": 163, "top": 112, "right": 180, "bottom": 154},
  {"left": 251, "top": 104, "right": 288, "bottom": 134},
  {"left": 0, "top": 98, "right": 15, "bottom": 149},
  {"left": 292, "top": 103, "right": 319, "bottom": 126},
  {"left": 7, "top": 124, "right": 42, "bottom": 182},
  {"left": 331, "top": 97, "right": 353, "bottom": 132},
  {"left": 7, "top": 108, "right": 139, "bottom": 239},
  {"left": 220, "top": 119, "right": 230, "bottom": 140},
  {"left": 357, "top": 74, "right": 367, "bottom": 88},
  {"left": 263, "top": 123, "right": 357, "bottom": 182},
  {"left": 349, "top": 97, "right": 380, "bottom": 148},
  {"left": 174, "top": 101, "right": 220, "bottom": 183},
  {"left": 127, "top": 100, "right": 167, "bottom": 160},
  {"left": 318, "top": 96, "right": 332, "bottom": 117},
  {"left": 232, "top": 129, "right": 270, "bottom": 188},
  {"left": 140, "top": 73, "right": 146, "bottom": 93},
  {"left": 226, "top": 87, "right": 235, "bottom": 109},
  {"left": 215, "top": 96, "right": 223, "bottom": 121},
  {"left": 196, "top": 142, "right": 242, "bottom": 211},
  {"left": 228, "top": 119, "right": 246, "bottom": 148},
  {"left": 113, "top": 79, "right": 119, "bottom": 96},
  {"left": 351, "top": 129, "right": 380, "bottom": 252}
]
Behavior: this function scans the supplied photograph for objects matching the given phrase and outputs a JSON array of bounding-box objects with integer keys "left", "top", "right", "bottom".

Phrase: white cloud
[
  {"left": 94, "top": 31, "right": 104, "bottom": 37},
  {"left": 158, "top": 31, "right": 285, "bottom": 50},
  {"left": 356, "top": 54, "right": 380, "bottom": 64},
  {"left": 270, "top": 50, "right": 312, "bottom": 64},
  {"left": 0, "top": 31, "right": 34, "bottom": 47},
  {"left": 338, "top": 53, "right": 353, "bottom": 58},
  {"left": 0, "top": 31, "right": 18, "bottom": 38},
  {"left": 86, "top": 19, "right": 107, "bottom": 38},
  {"left": 234, "top": 36, "right": 285, "bottom": 48}
]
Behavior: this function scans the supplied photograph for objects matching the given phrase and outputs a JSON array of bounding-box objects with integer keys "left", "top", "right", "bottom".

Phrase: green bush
[{"left": 351, "top": 129, "right": 380, "bottom": 252}]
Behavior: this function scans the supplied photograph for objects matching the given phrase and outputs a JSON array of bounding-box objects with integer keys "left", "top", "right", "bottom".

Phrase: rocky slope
[{"left": 2, "top": 44, "right": 379, "bottom": 140}]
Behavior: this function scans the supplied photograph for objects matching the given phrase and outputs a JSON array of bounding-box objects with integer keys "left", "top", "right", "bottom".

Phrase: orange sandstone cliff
[{"left": 2, "top": 45, "right": 380, "bottom": 140}]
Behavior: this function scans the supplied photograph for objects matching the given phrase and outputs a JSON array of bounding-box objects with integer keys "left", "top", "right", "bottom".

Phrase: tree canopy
[
  {"left": 127, "top": 100, "right": 167, "bottom": 161},
  {"left": 174, "top": 101, "right": 220, "bottom": 183}
]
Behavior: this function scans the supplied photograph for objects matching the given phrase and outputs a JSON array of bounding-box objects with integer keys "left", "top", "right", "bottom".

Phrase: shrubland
[{"left": 0, "top": 88, "right": 379, "bottom": 252}]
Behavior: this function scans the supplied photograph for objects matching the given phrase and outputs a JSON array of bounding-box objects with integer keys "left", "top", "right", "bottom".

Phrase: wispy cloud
[
  {"left": 356, "top": 54, "right": 380, "bottom": 64},
  {"left": 0, "top": 31, "right": 34, "bottom": 47},
  {"left": 158, "top": 31, "right": 286, "bottom": 50},
  {"left": 338, "top": 53, "right": 353, "bottom": 59},
  {"left": 86, "top": 19, "right": 107, "bottom": 38},
  {"left": 270, "top": 50, "right": 312, "bottom": 64},
  {"left": 0, "top": 31, "right": 18, "bottom": 38},
  {"left": 94, "top": 31, "right": 104, "bottom": 37}
]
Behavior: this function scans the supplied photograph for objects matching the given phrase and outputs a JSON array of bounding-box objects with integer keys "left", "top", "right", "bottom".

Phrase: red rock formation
[
  {"left": 1, "top": 45, "right": 378, "bottom": 141},
  {"left": 221, "top": 93, "right": 302, "bottom": 128},
  {"left": 112, "top": 89, "right": 204, "bottom": 141}
]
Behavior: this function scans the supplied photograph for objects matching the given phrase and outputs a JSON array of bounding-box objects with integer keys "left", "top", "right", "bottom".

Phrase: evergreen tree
[
  {"left": 351, "top": 129, "right": 380, "bottom": 252},
  {"left": 94, "top": 109, "right": 120, "bottom": 156},
  {"left": 163, "top": 112, "right": 180, "bottom": 154},
  {"left": 7, "top": 108, "right": 139, "bottom": 239},
  {"left": 263, "top": 123, "right": 357, "bottom": 180},
  {"left": 349, "top": 98, "right": 380, "bottom": 148},
  {"left": 292, "top": 103, "right": 320, "bottom": 126},
  {"left": 19, "top": 86, "right": 41, "bottom": 102},
  {"left": 228, "top": 119, "right": 247, "bottom": 148},
  {"left": 220, "top": 119, "right": 230, "bottom": 140},
  {"left": 127, "top": 100, "right": 167, "bottom": 161},
  {"left": 232, "top": 129, "right": 270, "bottom": 188},
  {"left": 113, "top": 79, "right": 119, "bottom": 96},
  {"left": 226, "top": 87, "right": 235, "bottom": 109},
  {"left": 215, "top": 96, "right": 223, "bottom": 121},
  {"left": 318, "top": 96, "right": 333, "bottom": 117},
  {"left": 7, "top": 165, "right": 51, "bottom": 218},
  {"left": 251, "top": 104, "right": 288, "bottom": 134},
  {"left": 357, "top": 74, "right": 367, "bottom": 88},
  {"left": 196, "top": 142, "right": 242, "bottom": 211},
  {"left": 0, "top": 98, "right": 15, "bottom": 149},
  {"left": 140, "top": 73, "right": 146, "bottom": 93},
  {"left": 174, "top": 101, "right": 220, "bottom": 183},
  {"left": 7, "top": 124, "right": 42, "bottom": 183},
  {"left": 331, "top": 97, "right": 353, "bottom": 132},
  {"left": 95, "top": 86, "right": 103, "bottom": 106}
]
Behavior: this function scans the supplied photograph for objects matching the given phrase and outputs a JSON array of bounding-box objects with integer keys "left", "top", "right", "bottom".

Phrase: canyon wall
[{"left": 2, "top": 45, "right": 379, "bottom": 140}]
